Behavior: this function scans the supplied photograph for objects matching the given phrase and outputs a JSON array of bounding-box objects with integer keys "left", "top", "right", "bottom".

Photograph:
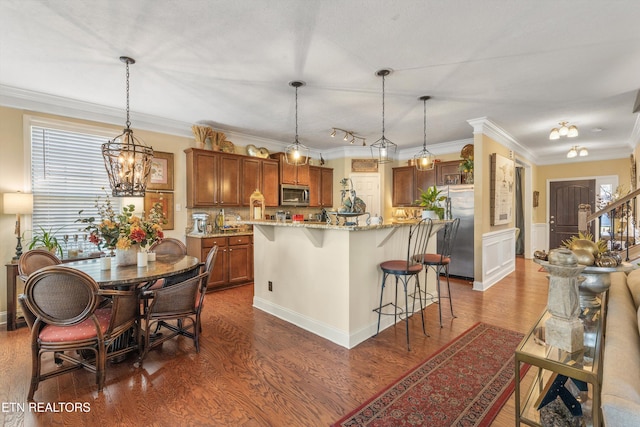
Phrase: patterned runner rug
[{"left": 332, "top": 323, "right": 527, "bottom": 427}]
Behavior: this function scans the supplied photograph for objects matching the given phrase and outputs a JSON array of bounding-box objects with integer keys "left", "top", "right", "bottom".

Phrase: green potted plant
[
  {"left": 459, "top": 157, "right": 474, "bottom": 184},
  {"left": 416, "top": 186, "right": 446, "bottom": 219},
  {"left": 27, "top": 226, "right": 63, "bottom": 257}
]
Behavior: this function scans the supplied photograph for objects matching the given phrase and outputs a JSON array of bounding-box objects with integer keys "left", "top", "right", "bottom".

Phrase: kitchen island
[{"left": 240, "top": 219, "right": 444, "bottom": 348}]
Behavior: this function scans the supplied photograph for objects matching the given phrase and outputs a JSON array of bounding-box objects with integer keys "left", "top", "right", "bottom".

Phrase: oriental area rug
[{"left": 333, "top": 323, "right": 527, "bottom": 427}]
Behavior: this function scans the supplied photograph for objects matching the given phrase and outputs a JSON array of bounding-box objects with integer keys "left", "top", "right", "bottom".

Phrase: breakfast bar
[{"left": 242, "top": 220, "right": 443, "bottom": 348}]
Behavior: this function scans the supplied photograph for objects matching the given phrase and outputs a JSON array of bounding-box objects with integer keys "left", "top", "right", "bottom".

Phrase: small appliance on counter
[{"left": 191, "top": 213, "right": 210, "bottom": 235}]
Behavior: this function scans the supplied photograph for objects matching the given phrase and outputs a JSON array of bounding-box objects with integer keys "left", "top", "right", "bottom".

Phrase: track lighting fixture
[{"left": 330, "top": 128, "right": 366, "bottom": 146}]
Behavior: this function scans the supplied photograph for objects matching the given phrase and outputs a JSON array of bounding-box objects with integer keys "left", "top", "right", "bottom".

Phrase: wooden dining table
[{"left": 63, "top": 253, "right": 201, "bottom": 288}]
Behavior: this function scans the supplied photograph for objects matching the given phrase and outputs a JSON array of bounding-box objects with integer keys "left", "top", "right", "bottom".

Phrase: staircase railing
[{"left": 582, "top": 188, "right": 640, "bottom": 261}]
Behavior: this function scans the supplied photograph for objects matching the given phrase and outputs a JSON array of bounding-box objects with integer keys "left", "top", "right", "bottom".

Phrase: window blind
[{"left": 30, "top": 125, "right": 121, "bottom": 244}]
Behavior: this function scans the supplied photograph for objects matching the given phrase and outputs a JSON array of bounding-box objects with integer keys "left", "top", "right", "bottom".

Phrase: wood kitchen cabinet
[
  {"left": 186, "top": 234, "right": 253, "bottom": 291},
  {"left": 392, "top": 166, "right": 435, "bottom": 206},
  {"left": 241, "top": 157, "right": 279, "bottom": 207},
  {"left": 185, "top": 148, "right": 241, "bottom": 208},
  {"left": 309, "top": 166, "right": 333, "bottom": 207},
  {"left": 435, "top": 160, "right": 462, "bottom": 186},
  {"left": 271, "top": 152, "right": 309, "bottom": 185}
]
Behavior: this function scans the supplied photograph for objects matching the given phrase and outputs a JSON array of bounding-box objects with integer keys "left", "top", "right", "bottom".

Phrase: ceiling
[{"left": 1, "top": 0, "right": 640, "bottom": 165}]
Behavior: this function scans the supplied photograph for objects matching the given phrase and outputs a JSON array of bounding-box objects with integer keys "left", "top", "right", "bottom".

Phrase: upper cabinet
[
  {"left": 184, "top": 148, "right": 240, "bottom": 208},
  {"left": 392, "top": 165, "right": 437, "bottom": 207},
  {"left": 309, "top": 166, "right": 333, "bottom": 207},
  {"left": 272, "top": 153, "right": 310, "bottom": 185},
  {"left": 240, "top": 156, "right": 279, "bottom": 207},
  {"left": 435, "top": 160, "right": 465, "bottom": 186}
]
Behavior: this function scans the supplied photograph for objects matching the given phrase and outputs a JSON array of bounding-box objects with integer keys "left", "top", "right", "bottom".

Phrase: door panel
[{"left": 549, "top": 180, "right": 595, "bottom": 249}]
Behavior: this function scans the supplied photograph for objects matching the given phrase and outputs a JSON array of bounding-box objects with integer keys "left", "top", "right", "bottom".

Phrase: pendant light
[
  {"left": 284, "top": 81, "right": 309, "bottom": 166},
  {"left": 413, "top": 95, "right": 435, "bottom": 171},
  {"left": 370, "top": 69, "right": 397, "bottom": 163},
  {"left": 102, "top": 56, "right": 154, "bottom": 197}
]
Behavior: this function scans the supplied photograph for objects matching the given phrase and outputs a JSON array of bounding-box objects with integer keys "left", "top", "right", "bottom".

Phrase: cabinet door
[
  {"left": 262, "top": 159, "right": 280, "bottom": 207},
  {"left": 296, "top": 164, "right": 310, "bottom": 186},
  {"left": 320, "top": 168, "right": 333, "bottom": 207},
  {"left": 241, "top": 158, "right": 261, "bottom": 206},
  {"left": 208, "top": 245, "right": 228, "bottom": 289},
  {"left": 436, "top": 161, "right": 461, "bottom": 186},
  {"left": 308, "top": 166, "right": 321, "bottom": 207},
  {"left": 228, "top": 236, "right": 252, "bottom": 284},
  {"left": 415, "top": 168, "right": 436, "bottom": 200},
  {"left": 185, "top": 149, "right": 216, "bottom": 208},
  {"left": 278, "top": 153, "right": 298, "bottom": 184},
  {"left": 218, "top": 154, "right": 241, "bottom": 206},
  {"left": 392, "top": 167, "right": 416, "bottom": 206}
]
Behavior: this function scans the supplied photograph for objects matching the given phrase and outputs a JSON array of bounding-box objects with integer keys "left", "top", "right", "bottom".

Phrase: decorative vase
[
  {"left": 100, "top": 253, "right": 111, "bottom": 270},
  {"left": 115, "top": 247, "right": 137, "bottom": 266},
  {"left": 147, "top": 251, "right": 156, "bottom": 262},
  {"left": 137, "top": 251, "right": 148, "bottom": 267},
  {"left": 422, "top": 210, "right": 439, "bottom": 220}
]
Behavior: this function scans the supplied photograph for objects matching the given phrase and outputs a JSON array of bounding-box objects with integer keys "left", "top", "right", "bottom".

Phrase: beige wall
[
  {"left": 534, "top": 158, "right": 630, "bottom": 223},
  {"left": 0, "top": 106, "right": 192, "bottom": 314}
]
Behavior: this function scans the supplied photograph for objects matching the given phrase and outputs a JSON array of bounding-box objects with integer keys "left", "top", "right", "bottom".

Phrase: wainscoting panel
[
  {"left": 532, "top": 223, "right": 549, "bottom": 253},
  {"left": 475, "top": 228, "right": 516, "bottom": 291}
]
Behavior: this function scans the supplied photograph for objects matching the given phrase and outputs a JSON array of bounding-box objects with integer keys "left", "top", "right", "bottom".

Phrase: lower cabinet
[{"left": 186, "top": 234, "right": 253, "bottom": 291}]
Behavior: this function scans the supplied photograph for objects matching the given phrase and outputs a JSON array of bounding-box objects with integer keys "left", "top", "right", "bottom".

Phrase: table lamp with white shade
[{"left": 3, "top": 191, "right": 34, "bottom": 260}]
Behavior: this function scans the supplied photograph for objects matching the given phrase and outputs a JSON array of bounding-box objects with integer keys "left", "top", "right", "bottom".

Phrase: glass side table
[{"left": 515, "top": 292, "right": 606, "bottom": 427}]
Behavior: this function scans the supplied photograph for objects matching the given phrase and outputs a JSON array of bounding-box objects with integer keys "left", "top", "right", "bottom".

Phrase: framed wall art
[
  {"left": 144, "top": 192, "right": 174, "bottom": 230},
  {"left": 147, "top": 151, "right": 174, "bottom": 191},
  {"left": 351, "top": 159, "right": 378, "bottom": 173},
  {"left": 490, "top": 153, "right": 515, "bottom": 226}
]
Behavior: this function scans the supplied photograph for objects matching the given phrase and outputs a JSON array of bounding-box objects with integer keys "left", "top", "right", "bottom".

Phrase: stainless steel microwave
[{"left": 280, "top": 184, "right": 310, "bottom": 207}]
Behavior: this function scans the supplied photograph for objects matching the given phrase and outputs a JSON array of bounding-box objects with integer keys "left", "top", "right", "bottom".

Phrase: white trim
[{"left": 475, "top": 228, "right": 516, "bottom": 291}]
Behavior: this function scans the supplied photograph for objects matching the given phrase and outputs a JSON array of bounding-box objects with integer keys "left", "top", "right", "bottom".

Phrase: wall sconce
[
  {"left": 330, "top": 128, "right": 366, "bottom": 146},
  {"left": 549, "top": 121, "right": 578, "bottom": 140},
  {"left": 566, "top": 145, "right": 588, "bottom": 158}
]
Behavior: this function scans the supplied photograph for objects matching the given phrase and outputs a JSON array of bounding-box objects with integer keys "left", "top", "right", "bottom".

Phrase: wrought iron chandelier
[
  {"left": 413, "top": 95, "right": 435, "bottom": 171},
  {"left": 284, "top": 81, "right": 310, "bottom": 166},
  {"left": 370, "top": 69, "right": 397, "bottom": 163},
  {"left": 102, "top": 56, "right": 154, "bottom": 197}
]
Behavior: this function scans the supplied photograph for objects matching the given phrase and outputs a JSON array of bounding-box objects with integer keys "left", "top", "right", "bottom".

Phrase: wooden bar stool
[{"left": 373, "top": 218, "right": 433, "bottom": 351}]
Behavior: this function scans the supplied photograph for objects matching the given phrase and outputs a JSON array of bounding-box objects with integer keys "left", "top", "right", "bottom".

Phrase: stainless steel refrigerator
[{"left": 438, "top": 184, "right": 474, "bottom": 280}]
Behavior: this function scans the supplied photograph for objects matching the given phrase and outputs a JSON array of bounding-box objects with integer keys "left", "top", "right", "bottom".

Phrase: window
[{"left": 30, "top": 120, "right": 121, "bottom": 253}]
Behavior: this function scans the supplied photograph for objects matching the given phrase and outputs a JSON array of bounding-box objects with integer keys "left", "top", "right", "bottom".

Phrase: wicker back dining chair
[
  {"left": 138, "top": 271, "right": 210, "bottom": 364},
  {"left": 23, "top": 266, "right": 107, "bottom": 400},
  {"left": 196, "top": 245, "right": 218, "bottom": 332},
  {"left": 18, "top": 249, "right": 61, "bottom": 281},
  {"left": 373, "top": 218, "right": 433, "bottom": 351},
  {"left": 149, "top": 238, "right": 187, "bottom": 256}
]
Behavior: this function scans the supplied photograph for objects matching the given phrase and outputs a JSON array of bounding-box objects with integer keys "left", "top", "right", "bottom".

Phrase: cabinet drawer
[
  {"left": 202, "top": 237, "right": 227, "bottom": 248},
  {"left": 229, "top": 235, "right": 252, "bottom": 246}
]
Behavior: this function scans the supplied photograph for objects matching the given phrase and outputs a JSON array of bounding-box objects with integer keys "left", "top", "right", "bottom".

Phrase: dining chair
[
  {"left": 149, "top": 237, "right": 187, "bottom": 256},
  {"left": 99, "top": 288, "right": 141, "bottom": 364},
  {"left": 138, "top": 271, "right": 210, "bottom": 364},
  {"left": 373, "top": 218, "right": 433, "bottom": 351},
  {"left": 18, "top": 249, "right": 61, "bottom": 281},
  {"left": 144, "top": 238, "right": 189, "bottom": 289},
  {"left": 23, "top": 266, "right": 108, "bottom": 400},
  {"left": 196, "top": 245, "right": 218, "bottom": 332},
  {"left": 417, "top": 218, "right": 460, "bottom": 328}
]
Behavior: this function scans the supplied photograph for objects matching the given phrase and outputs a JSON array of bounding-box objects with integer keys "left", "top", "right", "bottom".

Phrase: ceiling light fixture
[
  {"left": 284, "top": 81, "right": 309, "bottom": 166},
  {"left": 549, "top": 121, "right": 578, "bottom": 140},
  {"left": 330, "top": 127, "right": 366, "bottom": 146},
  {"left": 567, "top": 145, "right": 588, "bottom": 158},
  {"left": 102, "top": 56, "right": 154, "bottom": 197},
  {"left": 413, "top": 95, "right": 435, "bottom": 171},
  {"left": 371, "top": 69, "right": 397, "bottom": 163}
]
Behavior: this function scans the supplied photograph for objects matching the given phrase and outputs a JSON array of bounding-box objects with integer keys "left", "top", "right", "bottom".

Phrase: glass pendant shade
[
  {"left": 102, "top": 56, "right": 154, "bottom": 197},
  {"left": 549, "top": 128, "right": 560, "bottom": 140},
  {"left": 566, "top": 146, "right": 578, "bottom": 158},
  {"left": 371, "top": 69, "right": 397, "bottom": 163},
  {"left": 579, "top": 147, "right": 588, "bottom": 156},
  {"left": 284, "top": 80, "right": 309, "bottom": 166},
  {"left": 567, "top": 125, "right": 579, "bottom": 138},
  {"left": 414, "top": 95, "right": 435, "bottom": 171}
]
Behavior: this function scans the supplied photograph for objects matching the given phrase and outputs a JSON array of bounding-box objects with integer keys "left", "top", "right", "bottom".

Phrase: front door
[{"left": 549, "top": 179, "right": 595, "bottom": 250}]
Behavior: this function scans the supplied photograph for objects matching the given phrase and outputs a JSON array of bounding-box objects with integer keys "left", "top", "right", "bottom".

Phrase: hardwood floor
[{"left": 0, "top": 258, "right": 548, "bottom": 426}]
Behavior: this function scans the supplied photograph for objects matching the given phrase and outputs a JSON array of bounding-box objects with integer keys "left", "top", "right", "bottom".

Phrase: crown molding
[{"left": 467, "top": 117, "right": 538, "bottom": 164}]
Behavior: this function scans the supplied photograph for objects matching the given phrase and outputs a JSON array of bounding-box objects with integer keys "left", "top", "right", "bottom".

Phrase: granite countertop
[
  {"left": 187, "top": 230, "right": 253, "bottom": 238},
  {"left": 238, "top": 219, "right": 412, "bottom": 231}
]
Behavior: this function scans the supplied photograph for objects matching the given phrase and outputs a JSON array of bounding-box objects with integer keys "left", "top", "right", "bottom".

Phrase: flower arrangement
[{"left": 77, "top": 190, "right": 165, "bottom": 252}]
